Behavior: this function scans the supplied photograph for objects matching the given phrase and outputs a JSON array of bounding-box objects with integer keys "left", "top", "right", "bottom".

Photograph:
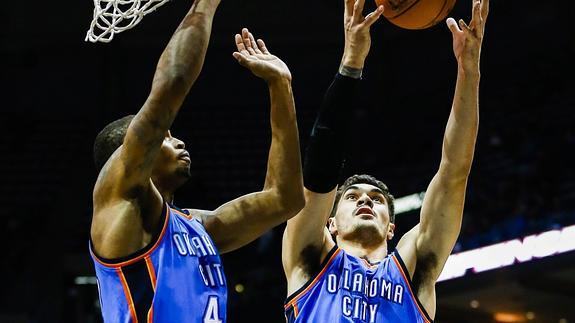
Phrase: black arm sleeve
[{"left": 303, "top": 73, "right": 361, "bottom": 193}]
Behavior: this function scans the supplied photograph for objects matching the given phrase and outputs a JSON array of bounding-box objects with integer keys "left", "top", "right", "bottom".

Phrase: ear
[
  {"left": 328, "top": 217, "right": 338, "bottom": 236},
  {"left": 387, "top": 223, "right": 396, "bottom": 241}
]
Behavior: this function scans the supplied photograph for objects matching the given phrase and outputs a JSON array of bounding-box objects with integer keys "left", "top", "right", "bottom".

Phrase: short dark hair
[
  {"left": 331, "top": 174, "right": 395, "bottom": 222},
  {"left": 93, "top": 115, "right": 135, "bottom": 172}
]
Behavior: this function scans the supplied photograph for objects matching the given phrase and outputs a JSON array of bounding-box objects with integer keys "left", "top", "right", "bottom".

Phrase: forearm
[
  {"left": 441, "top": 67, "right": 480, "bottom": 177},
  {"left": 264, "top": 79, "right": 305, "bottom": 210},
  {"left": 303, "top": 73, "right": 360, "bottom": 193},
  {"left": 146, "top": 0, "right": 220, "bottom": 126},
  {"left": 120, "top": 0, "right": 219, "bottom": 182},
  {"left": 418, "top": 69, "right": 479, "bottom": 273}
]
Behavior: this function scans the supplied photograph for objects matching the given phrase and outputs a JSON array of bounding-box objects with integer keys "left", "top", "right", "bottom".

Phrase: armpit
[
  {"left": 300, "top": 244, "right": 323, "bottom": 277},
  {"left": 413, "top": 251, "right": 438, "bottom": 293}
]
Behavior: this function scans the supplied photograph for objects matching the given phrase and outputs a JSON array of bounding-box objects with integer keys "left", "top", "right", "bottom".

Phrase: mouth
[
  {"left": 355, "top": 206, "right": 375, "bottom": 218},
  {"left": 178, "top": 151, "right": 191, "bottom": 163}
]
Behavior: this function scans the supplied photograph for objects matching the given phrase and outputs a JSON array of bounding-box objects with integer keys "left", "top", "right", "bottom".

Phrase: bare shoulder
[
  {"left": 182, "top": 208, "right": 214, "bottom": 223},
  {"left": 395, "top": 224, "right": 420, "bottom": 277},
  {"left": 395, "top": 224, "right": 437, "bottom": 318},
  {"left": 300, "top": 228, "right": 336, "bottom": 276},
  {"left": 284, "top": 227, "right": 336, "bottom": 296},
  {"left": 395, "top": 224, "right": 440, "bottom": 281},
  {"left": 184, "top": 208, "right": 232, "bottom": 246},
  {"left": 91, "top": 152, "right": 164, "bottom": 259}
]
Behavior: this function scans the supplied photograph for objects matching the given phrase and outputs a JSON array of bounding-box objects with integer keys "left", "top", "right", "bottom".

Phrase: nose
[
  {"left": 173, "top": 137, "right": 186, "bottom": 150},
  {"left": 357, "top": 193, "right": 373, "bottom": 208}
]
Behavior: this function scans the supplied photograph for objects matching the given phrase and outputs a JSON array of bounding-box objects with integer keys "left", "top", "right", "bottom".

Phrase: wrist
[
  {"left": 458, "top": 65, "right": 481, "bottom": 80},
  {"left": 267, "top": 76, "right": 292, "bottom": 88},
  {"left": 339, "top": 64, "right": 363, "bottom": 79},
  {"left": 340, "top": 55, "right": 365, "bottom": 70}
]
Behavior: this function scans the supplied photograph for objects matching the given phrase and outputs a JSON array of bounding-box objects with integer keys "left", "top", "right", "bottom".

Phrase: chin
[
  {"left": 354, "top": 221, "right": 380, "bottom": 232},
  {"left": 176, "top": 166, "right": 191, "bottom": 178},
  {"left": 344, "top": 223, "right": 385, "bottom": 243}
]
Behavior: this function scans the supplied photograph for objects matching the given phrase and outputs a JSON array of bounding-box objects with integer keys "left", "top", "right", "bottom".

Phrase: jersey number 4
[{"left": 203, "top": 296, "right": 222, "bottom": 323}]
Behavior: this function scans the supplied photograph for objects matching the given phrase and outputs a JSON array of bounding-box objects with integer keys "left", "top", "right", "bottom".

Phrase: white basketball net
[{"left": 86, "top": 0, "right": 171, "bottom": 43}]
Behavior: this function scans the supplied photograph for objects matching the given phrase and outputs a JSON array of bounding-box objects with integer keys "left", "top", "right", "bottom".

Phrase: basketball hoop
[{"left": 86, "top": 0, "right": 172, "bottom": 43}]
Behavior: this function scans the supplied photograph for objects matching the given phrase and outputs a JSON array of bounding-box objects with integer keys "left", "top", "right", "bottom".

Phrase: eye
[
  {"left": 372, "top": 196, "right": 384, "bottom": 203},
  {"left": 345, "top": 194, "right": 357, "bottom": 200}
]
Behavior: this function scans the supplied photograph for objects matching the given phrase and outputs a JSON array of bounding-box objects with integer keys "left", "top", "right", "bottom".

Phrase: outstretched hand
[
  {"left": 446, "top": 0, "right": 489, "bottom": 72},
  {"left": 341, "top": 0, "right": 384, "bottom": 69},
  {"left": 233, "top": 28, "right": 291, "bottom": 83}
]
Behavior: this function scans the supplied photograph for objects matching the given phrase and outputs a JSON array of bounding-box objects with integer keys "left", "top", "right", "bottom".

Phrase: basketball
[{"left": 376, "top": 0, "right": 457, "bottom": 30}]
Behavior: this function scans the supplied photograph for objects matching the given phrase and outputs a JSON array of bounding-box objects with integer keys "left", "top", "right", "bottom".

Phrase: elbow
[
  {"left": 439, "top": 159, "right": 473, "bottom": 182},
  {"left": 283, "top": 190, "right": 306, "bottom": 218},
  {"left": 152, "top": 69, "right": 191, "bottom": 97},
  {"left": 291, "top": 190, "right": 306, "bottom": 214},
  {"left": 274, "top": 188, "right": 306, "bottom": 221}
]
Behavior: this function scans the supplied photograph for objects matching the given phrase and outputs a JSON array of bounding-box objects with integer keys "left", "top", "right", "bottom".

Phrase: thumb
[
  {"left": 446, "top": 17, "right": 461, "bottom": 34},
  {"left": 233, "top": 52, "right": 249, "bottom": 67}
]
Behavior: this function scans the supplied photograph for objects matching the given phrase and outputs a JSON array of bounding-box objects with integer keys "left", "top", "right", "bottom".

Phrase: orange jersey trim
[
  {"left": 117, "top": 268, "right": 138, "bottom": 323},
  {"left": 284, "top": 248, "right": 342, "bottom": 309},
  {"left": 171, "top": 207, "right": 193, "bottom": 220},
  {"left": 145, "top": 257, "right": 157, "bottom": 291},
  {"left": 91, "top": 204, "right": 170, "bottom": 268},
  {"left": 147, "top": 307, "right": 153, "bottom": 323},
  {"left": 145, "top": 257, "right": 156, "bottom": 323},
  {"left": 391, "top": 254, "right": 432, "bottom": 323},
  {"left": 293, "top": 302, "right": 300, "bottom": 317}
]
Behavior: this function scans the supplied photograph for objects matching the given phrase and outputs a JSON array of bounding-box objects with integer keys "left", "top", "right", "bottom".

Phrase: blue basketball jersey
[
  {"left": 90, "top": 203, "right": 227, "bottom": 323},
  {"left": 284, "top": 247, "right": 433, "bottom": 323}
]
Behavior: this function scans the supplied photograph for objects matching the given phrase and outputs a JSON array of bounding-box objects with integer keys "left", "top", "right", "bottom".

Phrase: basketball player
[
  {"left": 282, "top": 0, "right": 489, "bottom": 321},
  {"left": 89, "top": 0, "right": 304, "bottom": 321}
]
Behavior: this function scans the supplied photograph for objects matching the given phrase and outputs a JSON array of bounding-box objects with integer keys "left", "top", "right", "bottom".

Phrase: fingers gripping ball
[{"left": 376, "top": 0, "right": 457, "bottom": 29}]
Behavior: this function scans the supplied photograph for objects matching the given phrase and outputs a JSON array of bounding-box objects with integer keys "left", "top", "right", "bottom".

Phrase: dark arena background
[{"left": 1, "top": 0, "right": 574, "bottom": 322}]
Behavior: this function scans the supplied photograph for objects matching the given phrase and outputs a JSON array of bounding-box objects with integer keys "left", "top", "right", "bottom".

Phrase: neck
[
  {"left": 336, "top": 237, "right": 389, "bottom": 264},
  {"left": 160, "top": 190, "right": 175, "bottom": 205},
  {"left": 152, "top": 178, "right": 177, "bottom": 204}
]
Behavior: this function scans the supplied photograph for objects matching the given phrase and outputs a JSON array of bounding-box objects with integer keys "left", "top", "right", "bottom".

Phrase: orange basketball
[{"left": 376, "top": 0, "right": 457, "bottom": 30}]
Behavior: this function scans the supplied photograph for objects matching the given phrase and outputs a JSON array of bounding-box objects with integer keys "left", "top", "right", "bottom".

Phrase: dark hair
[
  {"left": 330, "top": 174, "right": 395, "bottom": 222},
  {"left": 93, "top": 115, "right": 135, "bottom": 171}
]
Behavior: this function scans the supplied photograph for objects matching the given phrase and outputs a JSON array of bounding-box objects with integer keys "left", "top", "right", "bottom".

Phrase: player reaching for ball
[
  {"left": 89, "top": 0, "right": 304, "bottom": 320},
  {"left": 281, "top": 0, "right": 489, "bottom": 321}
]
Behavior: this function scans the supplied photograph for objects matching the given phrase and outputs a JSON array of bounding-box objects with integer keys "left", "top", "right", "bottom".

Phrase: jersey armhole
[
  {"left": 170, "top": 205, "right": 208, "bottom": 223},
  {"left": 392, "top": 249, "right": 435, "bottom": 323},
  {"left": 90, "top": 202, "right": 169, "bottom": 267},
  {"left": 284, "top": 245, "right": 340, "bottom": 306}
]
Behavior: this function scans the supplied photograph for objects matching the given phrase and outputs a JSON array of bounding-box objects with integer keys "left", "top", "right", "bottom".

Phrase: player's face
[
  {"left": 153, "top": 131, "right": 191, "bottom": 184},
  {"left": 329, "top": 183, "right": 395, "bottom": 244}
]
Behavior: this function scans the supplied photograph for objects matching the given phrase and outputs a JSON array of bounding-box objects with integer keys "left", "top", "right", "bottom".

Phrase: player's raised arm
[
  {"left": 199, "top": 29, "right": 305, "bottom": 254},
  {"left": 414, "top": 0, "right": 489, "bottom": 281},
  {"left": 282, "top": 0, "right": 384, "bottom": 295},
  {"left": 92, "top": 0, "right": 220, "bottom": 258},
  {"left": 113, "top": 0, "right": 220, "bottom": 194}
]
